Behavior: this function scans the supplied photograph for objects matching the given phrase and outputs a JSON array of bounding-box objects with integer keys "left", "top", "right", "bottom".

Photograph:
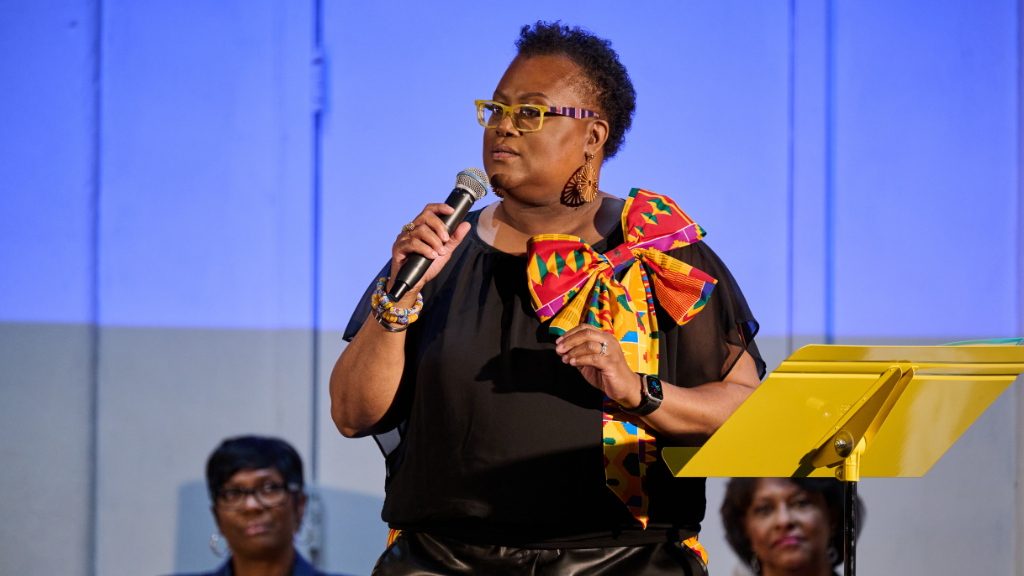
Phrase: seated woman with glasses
[
  {"left": 332, "top": 21, "right": 765, "bottom": 575},
  {"left": 169, "top": 436, "right": 346, "bottom": 576},
  {"left": 720, "top": 478, "right": 865, "bottom": 576}
]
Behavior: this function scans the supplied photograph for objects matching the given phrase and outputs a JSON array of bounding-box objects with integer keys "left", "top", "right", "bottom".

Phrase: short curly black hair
[
  {"left": 515, "top": 21, "right": 636, "bottom": 160},
  {"left": 721, "top": 477, "right": 865, "bottom": 573}
]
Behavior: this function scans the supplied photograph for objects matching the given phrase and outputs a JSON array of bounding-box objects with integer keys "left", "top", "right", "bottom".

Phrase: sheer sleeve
[
  {"left": 655, "top": 241, "right": 766, "bottom": 388},
  {"left": 342, "top": 260, "right": 392, "bottom": 342}
]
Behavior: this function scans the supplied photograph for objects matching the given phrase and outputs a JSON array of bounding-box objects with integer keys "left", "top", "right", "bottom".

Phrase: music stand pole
[{"left": 844, "top": 479, "right": 857, "bottom": 576}]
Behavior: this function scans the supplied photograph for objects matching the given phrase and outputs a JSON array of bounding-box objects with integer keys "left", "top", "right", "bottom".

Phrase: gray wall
[{"left": 0, "top": 324, "right": 95, "bottom": 576}]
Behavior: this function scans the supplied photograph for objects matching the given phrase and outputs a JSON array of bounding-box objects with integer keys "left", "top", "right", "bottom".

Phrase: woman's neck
[
  {"left": 479, "top": 192, "right": 623, "bottom": 255},
  {"left": 761, "top": 558, "right": 834, "bottom": 576},
  {"left": 499, "top": 193, "right": 606, "bottom": 237},
  {"left": 230, "top": 546, "right": 295, "bottom": 576}
]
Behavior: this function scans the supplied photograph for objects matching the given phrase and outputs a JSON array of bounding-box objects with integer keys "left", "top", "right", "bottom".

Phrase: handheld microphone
[{"left": 388, "top": 168, "right": 490, "bottom": 301}]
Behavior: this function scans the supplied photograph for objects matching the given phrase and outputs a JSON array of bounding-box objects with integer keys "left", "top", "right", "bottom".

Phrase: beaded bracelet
[{"left": 370, "top": 278, "right": 423, "bottom": 330}]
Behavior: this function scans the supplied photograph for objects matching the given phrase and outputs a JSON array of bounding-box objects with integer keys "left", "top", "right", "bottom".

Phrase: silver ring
[{"left": 600, "top": 341, "right": 607, "bottom": 355}]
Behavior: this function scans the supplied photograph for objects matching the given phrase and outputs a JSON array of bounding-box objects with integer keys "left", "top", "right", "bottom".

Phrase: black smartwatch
[{"left": 622, "top": 373, "right": 664, "bottom": 417}]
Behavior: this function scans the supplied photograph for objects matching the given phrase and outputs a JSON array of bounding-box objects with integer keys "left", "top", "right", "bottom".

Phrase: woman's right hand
[
  {"left": 337, "top": 205, "right": 469, "bottom": 436},
  {"left": 387, "top": 203, "right": 472, "bottom": 307}
]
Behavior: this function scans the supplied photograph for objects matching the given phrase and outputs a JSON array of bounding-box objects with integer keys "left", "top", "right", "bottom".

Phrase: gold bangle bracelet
[{"left": 373, "top": 308, "right": 409, "bottom": 333}]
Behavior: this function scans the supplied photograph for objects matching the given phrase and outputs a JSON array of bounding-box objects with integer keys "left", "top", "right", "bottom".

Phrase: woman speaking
[{"left": 331, "top": 21, "right": 765, "bottom": 575}]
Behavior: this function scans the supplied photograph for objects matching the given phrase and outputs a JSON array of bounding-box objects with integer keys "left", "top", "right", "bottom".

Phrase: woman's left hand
[{"left": 556, "top": 324, "right": 642, "bottom": 409}]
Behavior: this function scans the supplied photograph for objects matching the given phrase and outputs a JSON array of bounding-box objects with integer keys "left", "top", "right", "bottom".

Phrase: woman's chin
[
  {"left": 488, "top": 172, "right": 518, "bottom": 191},
  {"left": 231, "top": 535, "right": 289, "bottom": 558},
  {"left": 769, "top": 548, "right": 817, "bottom": 571}
]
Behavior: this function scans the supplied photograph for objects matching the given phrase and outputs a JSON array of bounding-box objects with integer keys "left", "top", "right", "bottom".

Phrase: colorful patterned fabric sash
[
  {"left": 526, "top": 188, "right": 718, "bottom": 527},
  {"left": 684, "top": 536, "right": 709, "bottom": 566}
]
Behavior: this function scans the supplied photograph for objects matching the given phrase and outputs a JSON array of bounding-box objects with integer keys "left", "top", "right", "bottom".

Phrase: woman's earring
[
  {"left": 749, "top": 553, "right": 760, "bottom": 574},
  {"left": 827, "top": 544, "right": 840, "bottom": 563},
  {"left": 210, "top": 533, "right": 229, "bottom": 558},
  {"left": 570, "top": 152, "right": 599, "bottom": 204}
]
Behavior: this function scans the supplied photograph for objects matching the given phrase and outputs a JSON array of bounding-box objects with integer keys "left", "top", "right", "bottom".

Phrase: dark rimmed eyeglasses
[
  {"left": 214, "top": 481, "right": 301, "bottom": 511},
  {"left": 475, "top": 100, "right": 600, "bottom": 133}
]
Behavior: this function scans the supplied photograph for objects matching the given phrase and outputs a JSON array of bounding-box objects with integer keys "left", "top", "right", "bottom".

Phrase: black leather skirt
[{"left": 372, "top": 531, "right": 709, "bottom": 576}]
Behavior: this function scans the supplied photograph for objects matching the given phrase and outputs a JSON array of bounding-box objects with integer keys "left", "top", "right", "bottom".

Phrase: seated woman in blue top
[{"left": 174, "top": 436, "right": 343, "bottom": 576}]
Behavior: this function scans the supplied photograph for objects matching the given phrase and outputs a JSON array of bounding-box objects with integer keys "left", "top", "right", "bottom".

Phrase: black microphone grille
[{"left": 455, "top": 168, "right": 490, "bottom": 200}]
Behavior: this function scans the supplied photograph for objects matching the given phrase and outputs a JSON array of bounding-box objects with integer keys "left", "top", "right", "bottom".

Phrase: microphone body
[
  {"left": 388, "top": 168, "right": 489, "bottom": 302},
  {"left": 388, "top": 188, "right": 474, "bottom": 301}
]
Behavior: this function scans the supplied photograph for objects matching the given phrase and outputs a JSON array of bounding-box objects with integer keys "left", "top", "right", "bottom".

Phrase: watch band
[{"left": 621, "top": 373, "right": 663, "bottom": 417}]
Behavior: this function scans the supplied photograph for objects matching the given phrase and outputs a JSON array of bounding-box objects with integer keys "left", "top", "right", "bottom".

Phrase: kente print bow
[{"left": 526, "top": 188, "right": 718, "bottom": 527}]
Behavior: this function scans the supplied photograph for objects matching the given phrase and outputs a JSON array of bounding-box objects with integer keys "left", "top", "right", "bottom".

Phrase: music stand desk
[{"left": 663, "top": 344, "right": 1024, "bottom": 576}]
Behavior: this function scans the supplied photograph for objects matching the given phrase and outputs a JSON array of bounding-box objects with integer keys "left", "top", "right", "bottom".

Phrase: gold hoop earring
[
  {"left": 210, "top": 533, "right": 229, "bottom": 558},
  {"left": 570, "top": 152, "right": 598, "bottom": 203}
]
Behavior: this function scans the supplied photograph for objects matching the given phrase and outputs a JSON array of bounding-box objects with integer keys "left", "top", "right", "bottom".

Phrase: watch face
[{"left": 646, "top": 376, "right": 664, "bottom": 400}]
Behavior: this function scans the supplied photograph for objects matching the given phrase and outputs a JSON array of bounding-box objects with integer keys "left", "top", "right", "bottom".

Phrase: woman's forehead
[
  {"left": 494, "top": 55, "right": 591, "bottom": 105},
  {"left": 752, "top": 478, "right": 807, "bottom": 499},
  {"left": 224, "top": 467, "right": 283, "bottom": 485}
]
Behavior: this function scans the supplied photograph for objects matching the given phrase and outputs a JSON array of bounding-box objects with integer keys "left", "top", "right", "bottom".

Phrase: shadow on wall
[
  {"left": 173, "top": 481, "right": 388, "bottom": 576},
  {"left": 318, "top": 488, "right": 391, "bottom": 575},
  {"left": 174, "top": 481, "right": 220, "bottom": 574}
]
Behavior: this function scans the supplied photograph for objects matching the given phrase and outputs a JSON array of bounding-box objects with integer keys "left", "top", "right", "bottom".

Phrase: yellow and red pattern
[
  {"left": 526, "top": 188, "right": 717, "bottom": 528},
  {"left": 683, "top": 536, "right": 709, "bottom": 565}
]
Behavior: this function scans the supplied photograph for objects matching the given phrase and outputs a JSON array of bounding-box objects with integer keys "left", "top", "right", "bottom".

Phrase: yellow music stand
[{"left": 663, "top": 342, "right": 1024, "bottom": 576}]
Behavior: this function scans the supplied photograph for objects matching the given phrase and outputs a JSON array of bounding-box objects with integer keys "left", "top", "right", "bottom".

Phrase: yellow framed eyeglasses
[{"left": 475, "top": 100, "right": 600, "bottom": 133}]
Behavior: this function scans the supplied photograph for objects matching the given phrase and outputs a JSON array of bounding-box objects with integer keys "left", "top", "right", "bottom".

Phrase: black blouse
[{"left": 344, "top": 207, "right": 764, "bottom": 548}]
